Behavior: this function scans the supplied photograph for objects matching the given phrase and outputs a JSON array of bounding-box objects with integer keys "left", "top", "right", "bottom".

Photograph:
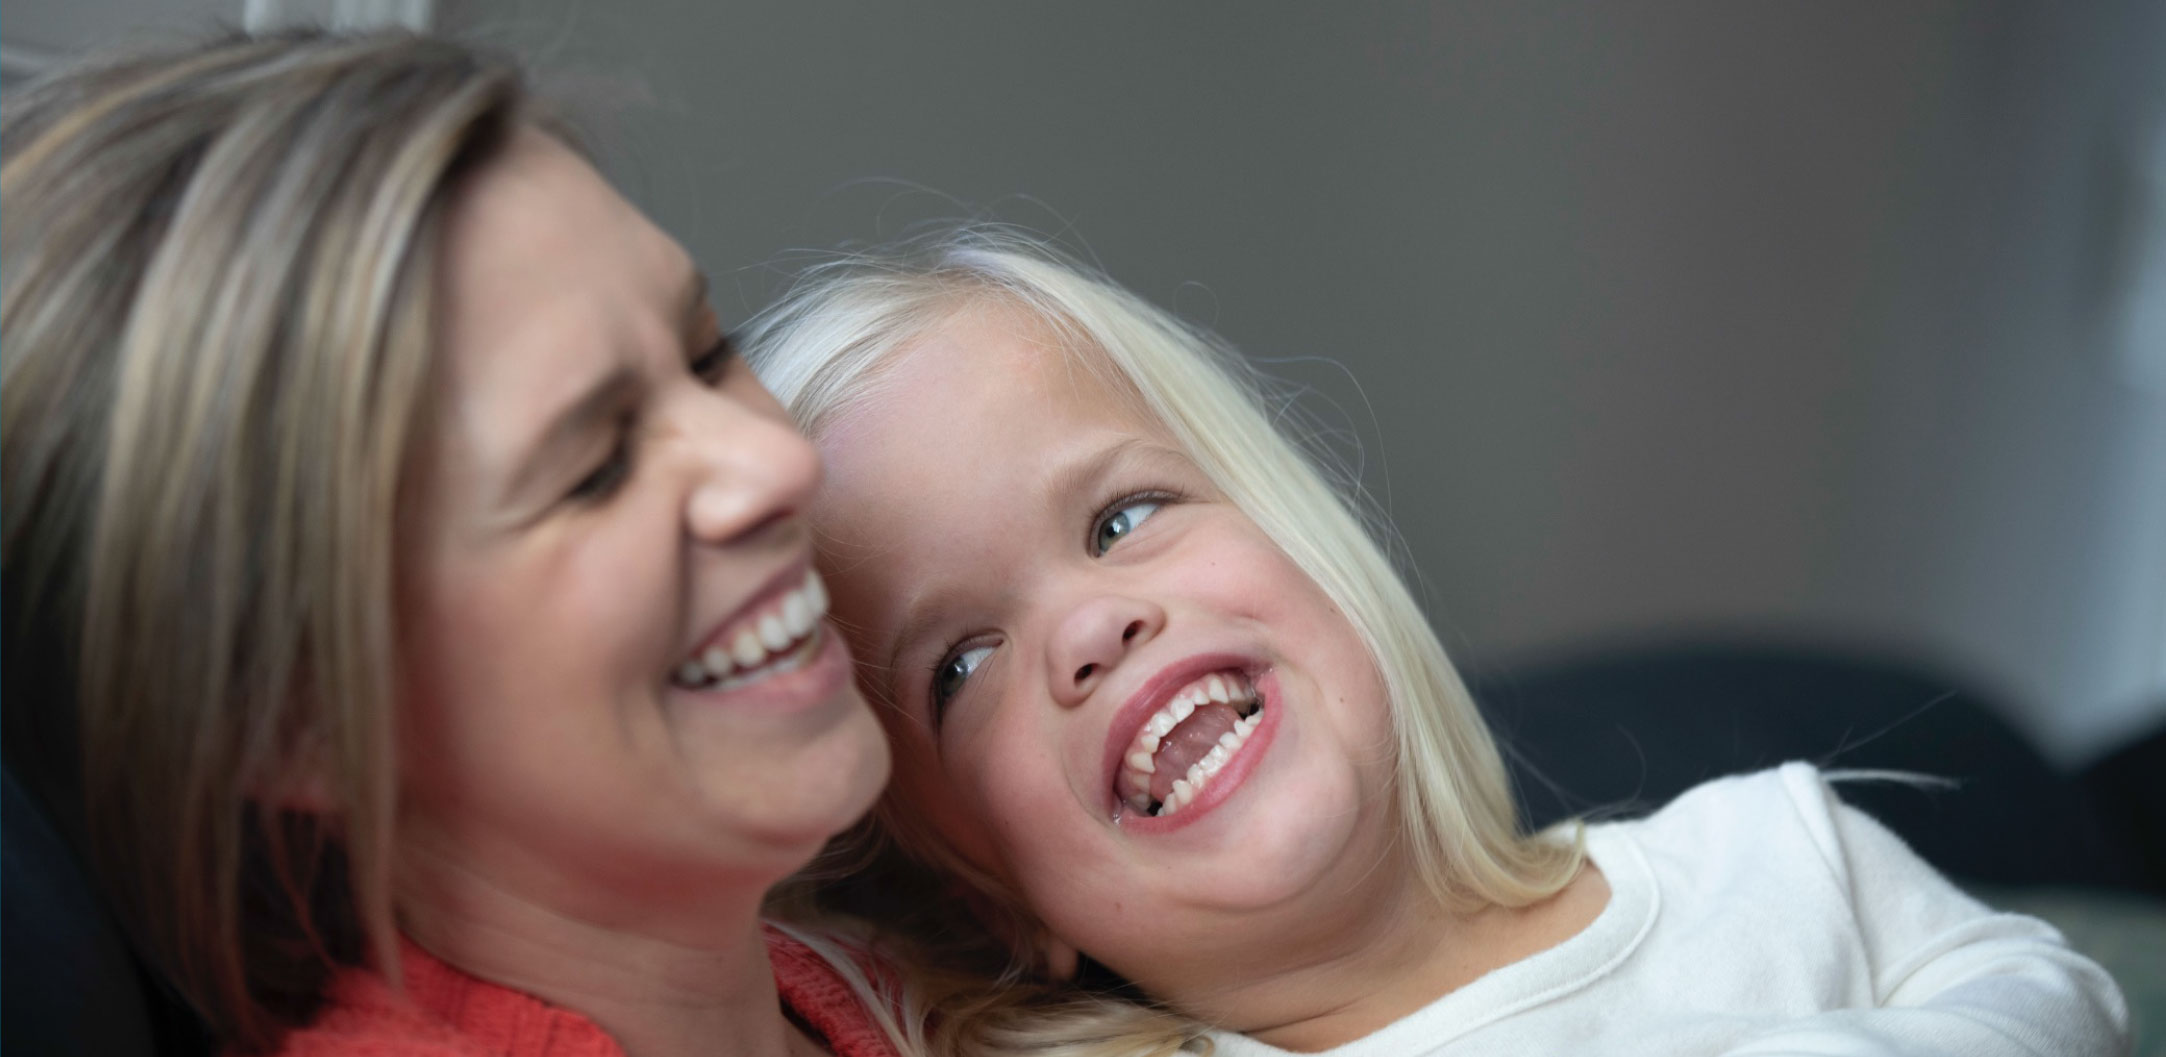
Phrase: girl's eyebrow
[{"left": 1043, "top": 435, "right": 1161, "bottom": 510}]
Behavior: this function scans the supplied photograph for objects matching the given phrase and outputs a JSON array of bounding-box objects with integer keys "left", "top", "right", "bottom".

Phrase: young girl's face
[{"left": 810, "top": 302, "right": 1409, "bottom": 993}]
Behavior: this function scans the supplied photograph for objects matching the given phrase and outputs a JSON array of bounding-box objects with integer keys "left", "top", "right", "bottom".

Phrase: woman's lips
[
  {"left": 673, "top": 616, "right": 855, "bottom": 717},
  {"left": 671, "top": 565, "right": 827, "bottom": 689}
]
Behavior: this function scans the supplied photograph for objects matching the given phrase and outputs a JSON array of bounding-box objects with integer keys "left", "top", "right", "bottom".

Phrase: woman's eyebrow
[
  {"left": 680, "top": 268, "right": 711, "bottom": 342},
  {"left": 484, "top": 271, "right": 704, "bottom": 517},
  {"left": 503, "top": 366, "right": 641, "bottom": 504}
]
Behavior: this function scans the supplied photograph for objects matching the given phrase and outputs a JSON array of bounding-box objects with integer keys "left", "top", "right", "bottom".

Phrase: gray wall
[
  {"left": 439, "top": 0, "right": 2166, "bottom": 764},
  {"left": 11, "top": 1, "right": 2164, "bottom": 763}
]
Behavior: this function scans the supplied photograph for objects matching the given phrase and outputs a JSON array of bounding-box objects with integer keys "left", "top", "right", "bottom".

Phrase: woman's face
[
  {"left": 394, "top": 130, "right": 888, "bottom": 921},
  {"left": 810, "top": 302, "right": 1405, "bottom": 996}
]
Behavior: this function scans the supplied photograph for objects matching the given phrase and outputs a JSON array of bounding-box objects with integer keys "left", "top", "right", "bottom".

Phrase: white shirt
[{"left": 1207, "top": 763, "right": 2129, "bottom": 1057}]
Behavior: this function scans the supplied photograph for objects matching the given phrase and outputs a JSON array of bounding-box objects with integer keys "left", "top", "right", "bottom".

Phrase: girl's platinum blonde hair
[
  {"left": 745, "top": 229, "right": 1582, "bottom": 1057},
  {"left": 3, "top": 30, "right": 528, "bottom": 1051}
]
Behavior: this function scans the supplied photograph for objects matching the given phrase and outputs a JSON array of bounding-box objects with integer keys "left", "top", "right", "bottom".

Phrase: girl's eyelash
[
  {"left": 1088, "top": 489, "right": 1179, "bottom": 554},
  {"left": 926, "top": 637, "right": 995, "bottom": 728},
  {"left": 925, "top": 653, "right": 954, "bottom": 727}
]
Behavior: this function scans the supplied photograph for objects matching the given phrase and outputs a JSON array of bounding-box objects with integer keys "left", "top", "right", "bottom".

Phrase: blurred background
[
  {"left": 7, "top": 2, "right": 2166, "bottom": 1048},
  {"left": 7, "top": 2, "right": 2161, "bottom": 785}
]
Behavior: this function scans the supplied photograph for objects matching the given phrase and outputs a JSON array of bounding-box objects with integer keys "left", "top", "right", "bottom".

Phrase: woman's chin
[
  {"left": 718, "top": 708, "right": 891, "bottom": 870},
  {"left": 822, "top": 703, "right": 895, "bottom": 833}
]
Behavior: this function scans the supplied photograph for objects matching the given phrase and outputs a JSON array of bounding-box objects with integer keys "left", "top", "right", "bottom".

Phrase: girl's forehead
[
  {"left": 818, "top": 337, "right": 1141, "bottom": 512},
  {"left": 806, "top": 309, "right": 1192, "bottom": 629},
  {"left": 876, "top": 303, "right": 1158, "bottom": 432}
]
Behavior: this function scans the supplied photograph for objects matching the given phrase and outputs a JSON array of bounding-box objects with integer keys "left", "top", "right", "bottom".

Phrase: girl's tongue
[{"left": 1150, "top": 702, "right": 1243, "bottom": 802}]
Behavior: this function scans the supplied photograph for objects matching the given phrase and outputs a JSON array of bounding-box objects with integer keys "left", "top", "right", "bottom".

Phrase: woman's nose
[
  {"left": 1046, "top": 592, "right": 1165, "bottom": 708},
  {"left": 680, "top": 385, "right": 822, "bottom": 545}
]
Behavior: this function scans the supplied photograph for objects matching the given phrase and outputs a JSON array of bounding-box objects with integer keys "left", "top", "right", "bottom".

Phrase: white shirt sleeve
[{"left": 1711, "top": 764, "right": 2130, "bottom": 1056}]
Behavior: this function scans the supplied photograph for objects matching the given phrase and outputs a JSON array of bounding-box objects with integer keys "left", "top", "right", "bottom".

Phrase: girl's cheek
[
  {"left": 884, "top": 729, "right": 1008, "bottom": 869},
  {"left": 880, "top": 719, "right": 956, "bottom": 814}
]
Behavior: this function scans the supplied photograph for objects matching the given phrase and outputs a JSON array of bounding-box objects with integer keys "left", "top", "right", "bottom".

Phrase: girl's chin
[{"left": 1148, "top": 784, "right": 1391, "bottom": 896}]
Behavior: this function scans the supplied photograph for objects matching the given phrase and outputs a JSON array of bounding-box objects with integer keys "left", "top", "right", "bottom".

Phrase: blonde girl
[{"left": 744, "top": 229, "right": 2126, "bottom": 1057}]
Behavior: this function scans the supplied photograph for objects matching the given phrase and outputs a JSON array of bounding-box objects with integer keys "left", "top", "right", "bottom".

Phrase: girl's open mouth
[{"left": 1115, "top": 669, "right": 1268, "bottom": 817}]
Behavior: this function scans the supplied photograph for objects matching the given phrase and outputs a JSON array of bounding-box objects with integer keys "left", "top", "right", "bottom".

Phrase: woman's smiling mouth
[{"left": 671, "top": 568, "right": 830, "bottom": 690}]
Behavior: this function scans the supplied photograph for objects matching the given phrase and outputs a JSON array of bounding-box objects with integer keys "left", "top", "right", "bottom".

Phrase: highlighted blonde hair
[
  {"left": 745, "top": 229, "right": 1582, "bottom": 1057},
  {"left": 3, "top": 31, "right": 528, "bottom": 1051}
]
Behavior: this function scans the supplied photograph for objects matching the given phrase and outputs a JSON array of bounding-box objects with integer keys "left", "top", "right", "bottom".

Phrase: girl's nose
[
  {"left": 681, "top": 384, "right": 822, "bottom": 545},
  {"left": 1047, "top": 592, "right": 1165, "bottom": 708}
]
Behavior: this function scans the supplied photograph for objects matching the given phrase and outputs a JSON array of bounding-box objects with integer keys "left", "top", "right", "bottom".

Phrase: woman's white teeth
[
  {"left": 671, "top": 570, "right": 831, "bottom": 689},
  {"left": 758, "top": 614, "right": 790, "bottom": 651},
  {"left": 782, "top": 591, "right": 814, "bottom": 636}
]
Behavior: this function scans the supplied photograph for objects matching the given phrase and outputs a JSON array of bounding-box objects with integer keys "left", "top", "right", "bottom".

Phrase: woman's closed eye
[
  {"left": 690, "top": 332, "right": 736, "bottom": 385},
  {"left": 930, "top": 642, "right": 996, "bottom": 721},
  {"left": 566, "top": 420, "right": 634, "bottom": 503},
  {"left": 563, "top": 334, "right": 731, "bottom": 507}
]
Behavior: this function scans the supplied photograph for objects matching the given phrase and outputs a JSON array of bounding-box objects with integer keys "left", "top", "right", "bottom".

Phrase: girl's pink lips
[
  {"left": 1098, "top": 652, "right": 1272, "bottom": 822},
  {"left": 1116, "top": 678, "right": 1279, "bottom": 834}
]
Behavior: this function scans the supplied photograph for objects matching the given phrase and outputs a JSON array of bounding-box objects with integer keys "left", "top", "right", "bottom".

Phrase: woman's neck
[
  {"left": 396, "top": 842, "right": 809, "bottom": 1057},
  {"left": 1164, "top": 862, "right": 1608, "bottom": 1053}
]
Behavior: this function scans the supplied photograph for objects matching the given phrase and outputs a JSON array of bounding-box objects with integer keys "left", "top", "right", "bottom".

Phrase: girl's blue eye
[
  {"left": 932, "top": 644, "right": 995, "bottom": 715},
  {"left": 1092, "top": 499, "right": 1161, "bottom": 556}
]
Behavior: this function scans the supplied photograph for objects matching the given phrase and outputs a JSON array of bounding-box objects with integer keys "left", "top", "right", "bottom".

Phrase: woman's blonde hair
[
  {"left": 744, "top": 228, "right": 1583, "bottom": 1057},
  {"left": 2, "top": 30, "right": 528, "bottom": 1051}
]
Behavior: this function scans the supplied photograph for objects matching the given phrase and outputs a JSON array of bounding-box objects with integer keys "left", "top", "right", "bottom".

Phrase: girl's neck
[
  {"left": 395, "top": 843, "right": 810, "bottom": 1057},
  {"left": 1174, "top": 862, "right": 1608, "bottom": 1053}
]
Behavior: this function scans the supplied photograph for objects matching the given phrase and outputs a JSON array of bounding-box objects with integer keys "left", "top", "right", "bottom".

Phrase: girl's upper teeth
[
  {"left": 1117, "top": 669, "right": 1263, "bottom": 816},
  {"left": 672, "top": 569, "right": 830, "bottom": 689},
  {"left": 1149, "top": 708, "right": 1263, "bottom": 818}
]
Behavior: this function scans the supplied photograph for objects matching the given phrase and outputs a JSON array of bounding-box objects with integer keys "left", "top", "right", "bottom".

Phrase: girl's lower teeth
[{"left": 1139, "top": 706, "right": 1264, "bottom": 818}]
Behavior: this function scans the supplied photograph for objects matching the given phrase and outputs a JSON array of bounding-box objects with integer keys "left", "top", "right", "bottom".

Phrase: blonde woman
[
  {"left": 742, "top": 230, "right": 2129, "bottom": 1057},
  {"left": 3, "top": 31, "right": 899, "bottom": 1057}
]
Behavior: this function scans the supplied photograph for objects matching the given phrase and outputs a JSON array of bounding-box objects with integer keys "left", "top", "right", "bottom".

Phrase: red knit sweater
[{"left": 264, "top": 927, "right": 900, "bottom": 1057}]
